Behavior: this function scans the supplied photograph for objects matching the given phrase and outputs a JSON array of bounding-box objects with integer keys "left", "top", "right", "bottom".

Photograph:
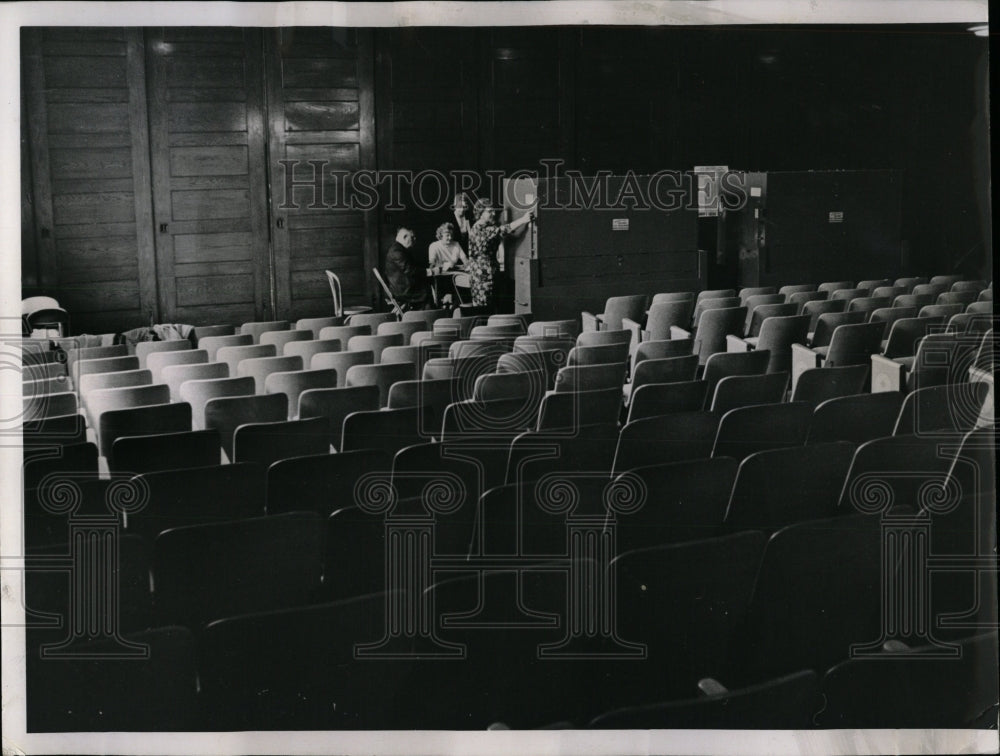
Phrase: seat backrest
[
  {"left": 917, "top": 303, "right": 964, "bottom": 320},
  {"left": 937, "top": 290, "right": 978, "bottom": 307},
  {"left": 566, "top": 342, "right": 629, "bottom": 367},
  {"left": 310, "top": 349, "right": 374, "bottom": 386},
  {"left": 73, "top": 355, "right": 140, "bottom": 382},
  {"left": 598, "top": 294, "right": 647, "bottom": 330},
  {"left": 554, "top": 362, "right": 627, "bottom": 393},
  {"left": 846, "top": 296, "right": 893, "bottom": 317},
  {"left": 259, "top": 329, "right": 312, "bottom": 353},
  {"left": 513, "top": 335, "right": 575, "bottom": 356},
  {"left": 738, "top": 286, "right": 778, "bottom": 305},
  {"left": 892, "top": 293, "right": 936, "bottom": 310},
  {"left": 536, "top": 386, "right": 622, "bottom": 431},
  {"left": 576, "top": 329, "right": 632, "bottom": 348},
  {"left": 505, "top": 424, "right": 619, "bottom": 487},
  {"left": 376, "top": 320, "right": 425, "bottom": 343},
  {"left": 787, "top": 290, "right": 828, "bottom": 314},
  {"left": 696, "top": 288, "right": 737, "bottom": 302},
  {"left": 725, "top": 440, "right": 856, "bottom": 532},
  {"left": 65, "top": 344, "right": 128, "bottom": 374},
  {"left": 778, "top": 284, "right": 817, "bottom": 296},
  {"left": 893, "top": 382, "right": 989, "bottom": 437},
  {"left": 318, "top": 324, "right": 372, "bottom": 345},
  {"left": 401, "top": 307, "right": 450, "bottom": 328},
  {"left": 807, "top": 391, "right": 904, "bottom": 444},
  {"left": 160, "top": 358, "right": 230, "bottom": 405},
  {"left": 855, "top": 278, "right": 891, "bottom": 291},
  {"left": 702, "top": 349, "right": 771, "bottom": 400},
  {"left": 882, "top": 316, "right": 940, "bottom": 359},
  {"left": 347, "top": 311, "right": 396, "bottom": 330},
  {"left": 233, "top": 417, "right": 330, "bottom": 466},
  {"left": 135, "top": 340, "right": 191, "bottom": 370},
  {"left": 871, "top": 285, "right": 907, "bottom": 300},
  {"left": 193, "top": 324, "right": 236, "bottom": 343},
  {"left": 146, "top": 348, "right": 208, "bottom": 384},
  {"left": 801, "top": 298, "right": 846, "bottom": 332},
  {"left": 298, "top": 385, "right": 381, "bottom": 450},
  {"left": 237, "top": 355, "right": 304, "bottom": 394},
  {"left": 379, "top": 345, "right": 421, "bottom": 369},
  {"left": 692, "top": 297, "right": 741, "bottom": 328},
  {"left": 626, "top": 380, "right": 708, "bottom": 423},
  {"left": 110, "top": 429, "right": 220, "bottom": 474},
  {"left": 497, "top": 349, "right": 562, "bottom": 390},
  {"left": 473, "top": 370, "right": 539, "bottom": 403},
  {"left": 712, "top": 401, "right": 812, "bottom": 460},
  {"left": 965, "top": 300, "right": 993, "bottom": 315},
  {"left": 746, "top": 302, "right": 797, "bottom": 338},
  {"left": 928, "top": 274, "right": 965, "bottom": 287},
  {"left": 631, "top": 355, "right": 699, "bottom": 393},
  {"left": 87, "top": 384, "right": 170, "bottom": 437},
  {"left": 178, "top": 375, "right": 255, "bottom": 430},
  {"left": 153, "top": 512, "right": 323, "bottom": 628},
  {"left": 868, "top": 306, "right": 918, "bottom": 330},
  {"left": 204, "top": 393, "right": 288, "bottom": 460},
  {"left": 824, "top": 322, "right": 886, "bottom": 366},
  {"left": 22, "top": 390, "right": 78, "bottom": 422},
  {"left": 634, "top": 338, "right": 693, "bottom": 364},
  {"left": 527, "top": 319, "right": 579, "bottom": 339},
  {"left": 470, "top": 324, "right": 524, "bottom": 339},
  {"left": 710, "top": 372, "right": 789, "bottom": 414},
  {"left": 613, "top": 410, "right": 720, "bottom": 472},
  {"left": 817, "top": 280, "right": 854, "bottom": 294},
  {"left": 341, "top": 407, "right": 423, "bottom": 455},
  {"left": 283, "top": 338, "right": 342, "bottom": 366},
  {"left": 240, "top": 320, "right": 290, "bottom": 344},
  {"left": 294, "top": 316, "right": 345, "bottom": 338},
  {"left": 754, "top": 314, "right": 811, "bottom": 373},
  {"left": 344, "top": 362, "right": 417, "bottom": 407},
  {"left": 615, "top": 457, "right": 739, "bottom": 549},
  {"left": 692, "top": 306, "right": 748, "bottom": 364},
  {"left": 199, "top": 333, "right": 253, "bottom": 361},
  {"left": 790, "top": 364, "right": 869, "bottom": 405},
  {"left": 449, "top": 338, "right": 512, "bottom": 359},
  {"left": 215, "top": 343, "right": 277, "bottom": 377},
  {"left": 268, "top": 449, "right": 391, "bottom": 516},
  {"left": 79, "top": 368, "right": 152, "bottom": 397},
  {"left": 386, "top": 377, "right": 458, "bottom": 437},
  {"left": 893, "top": 276, "right": 927, "bottom": 291},
  {"left": 909, "top": 331, "right": 981, "bottom": 390},
  {"left": 809, "top": 310, "right": 866, "bottom": 348},
  {"left": 951, "top": 279, "right": 988, "bottom": 293},
  {"left": 347, "top": 333, "right": 405, "bottom": 363},
  {"left": 265, "top": 368, "right": 339, "bottom": 418},
  {"left": 433, "top": 316, "right": 481, "bottom": 340},
  {"left": 644, "top": 301, "right": 693, "bottom": 340},
  {"left": 912, "top": 282, "right": 949, "bottom": 298},
  {"left": 98, "top": 401, "right": 191, "bottom": 458}
]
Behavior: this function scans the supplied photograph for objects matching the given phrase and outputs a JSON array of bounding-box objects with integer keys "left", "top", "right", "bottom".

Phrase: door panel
[{"left": 146, "top": 27, "right": 272, "bottom": 326}]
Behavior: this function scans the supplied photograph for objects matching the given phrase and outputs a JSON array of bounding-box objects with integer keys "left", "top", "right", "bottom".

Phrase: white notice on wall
[{"left": 612, "top": 218, "right": 629, "bottom": 231}]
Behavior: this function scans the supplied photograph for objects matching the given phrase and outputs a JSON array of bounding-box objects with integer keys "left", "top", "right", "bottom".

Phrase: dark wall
[{"left": 22, "top": 25, "right": 990, "bottom": 332}]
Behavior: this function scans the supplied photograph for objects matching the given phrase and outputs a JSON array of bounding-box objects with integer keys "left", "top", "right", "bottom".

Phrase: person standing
[
  {"left": 384, "top": 226, "right": 430, "bottom": 310},
  {"left": 466, "top": 198, "right": 533, "bottom": 309}
]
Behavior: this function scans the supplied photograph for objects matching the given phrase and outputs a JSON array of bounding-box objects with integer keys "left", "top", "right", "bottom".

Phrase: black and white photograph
[{"left": 1, "top": 2, "right": 997, "bottom": 754}]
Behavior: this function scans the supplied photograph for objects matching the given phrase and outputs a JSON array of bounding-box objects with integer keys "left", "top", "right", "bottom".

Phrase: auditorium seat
[
  {"left": 505, "top": 423, "right": 619, "bottom": 486},
  {"left": 402, "top": 307, "right": 450, "bottom": 329},
  {"left": 847, "top": 295, "right": 893, "bottom": 319},
  {"left": 311, "top": 349, "right": 374, "bottom": 386},
  {"left": 239, "top": 319, "right": 290, "bottom": 344},
  {"left": 628, "top": 355, "right": 699, "bottom": 398},
  {"left": 742, "top": 294, "right": 785, "bottom": 330},
  {"left": 875, "top": 331, "right": 980, "bottom": 394},
  {"left": 633, "top": 337, "right": 693, "bottom": 363},
  {"left": 215, "top": 343, "right": 276, "bottom": 377},
  {"left": 929, "top": 274, "right": 966, "bottom": 287},
  {"left": 893, "top": 292, "right": 936, "bottom": 310},
  {"left": 126, "top": 462, "right": 266, "bottom": 544},
  {"left": 153, "top": 511, "right": 324, "bottom": 628},
  {"left": 72, "top": 354, "right": 139, "bottom": 384},
  {"left": 856, "top": 278, "right": 891, "bottom": 291},
  {"left": 449, "top": 338, "right": 511, "bottom": 359},
  {"left": 237, "top": 355, "right": 304, "bottom": 394},
  {"left": 22, "top": 375, "right": 74, "bottom": 398},
  {"left": 738, "top": 286, "right": 777, "bottom": 304},
  {"left": 912, "top": 282, "right": 950, "bottom": 298},
  {"left": 282, "top": 337, "right": 342, "bottom": 365},
  {"left": 878, "top": 315, "right": 940, "bottom": 360},
  {"left": 871, "top": 285, "right": 907, "bottom": 300},
  {"left": 893, "top": 276, "right": 927, "bottom": 291},
  {"left": 965, "top": 300, "right": 993, "bottom": 315},
  {"left": 947, "top": 311, "right": 993, "bottom": 336},
  {"left": 233, "top": 417, "right": 329, "bottom": 467},
  {"left": 379, "top": 344, "right": 421, "bottom": 369},
  {"left": 554, "top": 363, "right": 626, "bottom": 393},
  {"left": 318, "top": 324, "right": 372, "bottom": 345},
  {"left": 566, "top": 342, "right": 629, "bottom": 366},
  {"left": 977, "top": 287, "right": 993, "bottom": 302},
  {"left": 162, "top": 361, "right": 229, "bottom": 402},
  {"left": 299, "top": 385, "right": 381, "bottom": 450},
  {"left": 78, "top": 368, "right": 152, "bottom": 402},
  {"left": 743, "top": 302, "right": 797, "bottom": 338},
  {"left": 537, "top": 387, "right": 622, "bottom": 431},
  {"left": 265, "top": 367, "right": 342, "bottom": 419},
  {"left": 951, "top": 279, "right": 988, "bottom": 293},
  {"left": 204, "top": 393, "right": 288, "bottom": 460},
  {"left": 347, "top": 311, "right": 396, "bottom": 330},
  {"left": 581, "top": 294, "right": 647, "bottom": 332},
  {"left": 787, "top": 290, "right": 828, "bottom": 314},
  {"left": 110, "top": 429, "right": 220, "bottom": 474},
  {"left": 65, "top": 344, "right": 127, "bottom": 374},
  {"left": 86, "top": 383, "right": 171, "bottom": 442},
  {"left": 98, "top": 401, "right": 191, "bottom": 459},
  {"left": 198, "top": 333, "right": 252, "bottom": 361},
  {"left": 513, "top": 335, "right": 575, "bottom": 356},
  {"left": 134, "top": 339, "right": 191, "bottom": 370},
  {"left": 26, "top": 625, "right": 198, "bottom": 732},
  {"left": 734, "top": 513, "right": 883, "bottom": 683},
  {"left": 689, "top": 297, "right": 741, "bottom": 331},
  {"left": 790, "top": 364, "right": 869, "bottom": 405},
  {"left": 712, "top": 401, "right": 812, "bottom": 460},
  {"left": 386, "top": 378, "right": 458, "bottom": 437},
  {"left": 696, "top": 287, "right": 737, "bottom": 302},
  {"left": 702, "top": 350, "right": 770, "bottom": 402},
  {"left": 710, "top": 372, "right": 788, "bottom": 413},
  {"left": 146, "top": 347, "right": 208, "bottom": 384},
  {"left": 267, "top": 449, "right": 391, "bottom": 516},
  {"left": 294, "top": 315, "right": 344, "bottom": 338},
  {"left": 724, "top": 440, "right": 856, "bottom": 532},
  {"left": 22, "top": 360, "right": 66, "bottom": 381},
  {"left": 341, "top": 406, "right": 423, "bottom": 456},
  {"left": 347, "top": 333, "right": 404, "bottom": 363},
  {"left": 807, "top": 310, "right": 865, "bottom": 348},
  {"left": 626, "top": 380, "right": 709, "bottom": 423},
  {"left": 937, "top": 290, "right": 978, "bottom": 308},
  {"left": 470, "top": 324, "right": 524, "bottom": 340},
  {"left": 345, "top": 362, "right": 416, "bottom": 407},
  {"left": 778, "top": 283, "right": 817, "bottom": 297},
  {"left": 801, "top": 299, "right": 847, "bottom": 333},
  {"left": 807, "top": 391, "right": 904, "bottom": 444},
  {"left": 433, "top": 315, "right": 480, "bottom": 339},
  {"left": 23, "top": 440, "right": 99, "bottom": 492},
  {"left": 674, "top": 306, "right": 747, "bottom": 367},
  {"left": 729, "top": 314, "right": 809, "bottom": 375},
  {"left": 791, "top": 321, "right": 884, "bottom": 392},
  {"left": 259, "top": 328, "right": 312, "bottom": 353},
  {"left": 575, "top": 328, "right": 632, "bottom": 349},
  {"left": 613, "top": 411, "right": 721, "bottom": 472},
  {"left": 442, "top": 396, "right": 538, "bottom": 440},
  {"left": 376, "top": 319, "right": 425, "bottom": 344},
  {"left": 623, "top": 300, "right": 692, "bottom": 343},
  {"left": 22, "top": 413, "right": 87, "bottom": 449},
  {"left": 869, "top": 305, "right": 918, "bottom": 333},
  {"left": 819, "top": 631, "right": 998, "bottom": 728},
  {"left": 192, "top": 327, "right": 235, "bottom": 347},
  {"left": 497, "top": 349, "right": 562, "bottom": 390},
  {"left": 892, "top": 382, "right": 989, "bottom": 437},
  {"left": 22, "top": 390, "right": 78, "bottom": 422},
  {"left": 589, "top": 670, "right": 820, "bottom": 730},
  {"left": 473, "top": 370, "right": 541, "bottom": 403},
  {"left": 178, "top": 375, "right": 254, "bottom": 430}
]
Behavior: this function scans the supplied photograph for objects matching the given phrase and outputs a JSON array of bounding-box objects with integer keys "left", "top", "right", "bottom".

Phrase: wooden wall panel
[
  {"left": 23, "top": 27, "right": 154, "bottom": 334},
  {"left": 266, "top": 27, "right": 376, "bottom": 320},
  {"left": 146, "top": 27, "right": 271, "bottom": 326}
]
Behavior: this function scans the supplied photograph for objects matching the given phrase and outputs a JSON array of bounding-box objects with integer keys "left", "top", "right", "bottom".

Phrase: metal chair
[{"left": 326, "top": 269, "right": 371, "bottom": 318}]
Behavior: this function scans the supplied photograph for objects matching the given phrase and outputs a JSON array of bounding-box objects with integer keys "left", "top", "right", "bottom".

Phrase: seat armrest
[
  {"left": 622, "top": 317, "right": 643, "bottom": 366},
  {"left": 726, "top": 334, "right": 751, "bottom": 352},
  {"left": 871, "top": 354, "right": 906, "bottom": 393},
  {"left": 669, "top": 325, "right": 692, "bottom": 341},
  {"left": 581, "top": 311, "right": 602, "bottom": 333},
  {"left": 791, "top": 342, "right": 823, "bottom": 394},
  {"left": 697, "top": 678, "right": 729, "bottom": 697}
]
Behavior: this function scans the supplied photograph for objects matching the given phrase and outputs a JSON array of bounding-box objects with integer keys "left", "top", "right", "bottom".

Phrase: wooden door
[{"left": 146, "top": 28, "right": 272, "bottom": 326}]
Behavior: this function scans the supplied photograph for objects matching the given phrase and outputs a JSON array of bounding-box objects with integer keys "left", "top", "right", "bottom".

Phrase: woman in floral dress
[{"left": 467, "top": 198, "right": 534, "bottom": 309}]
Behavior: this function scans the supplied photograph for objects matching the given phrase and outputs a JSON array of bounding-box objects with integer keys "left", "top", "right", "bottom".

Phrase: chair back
[
  {"left": 692, "top": 306, "right": 747, "bottom": 365},
  {"left": 807, "top": 391, "right": 904, "bottom": 444},
  {"left": 178, "top": 375, "right": 255, "bottom": 430},
  {"left": 239, "top": 320, "right": 290, "bottom": 344},
  {"left": 824, "top": 322, "right": 886, "bottom": 367}
]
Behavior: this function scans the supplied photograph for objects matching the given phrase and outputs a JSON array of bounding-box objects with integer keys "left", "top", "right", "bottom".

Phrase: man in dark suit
[{"left": 384, "top": 226, "right": 430, "bottom": 310}]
